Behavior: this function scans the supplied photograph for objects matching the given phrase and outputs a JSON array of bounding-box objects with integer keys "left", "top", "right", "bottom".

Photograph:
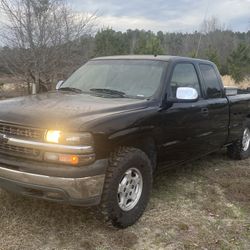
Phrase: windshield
[{"left": 61, "top": 60, "right": 166, "bottom": 98}]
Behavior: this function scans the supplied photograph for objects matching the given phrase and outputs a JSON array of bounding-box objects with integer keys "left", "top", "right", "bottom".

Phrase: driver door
[{"left": 159, "top": 62, "right": 211, "bottom": 165}]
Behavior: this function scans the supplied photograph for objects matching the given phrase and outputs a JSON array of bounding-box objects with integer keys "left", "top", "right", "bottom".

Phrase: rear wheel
[
  {"left": 101, "top": 147, "right": 152, "bottom": 228},
  {"left": 227, "top": 125, "right": 250, "bottom": 160}
]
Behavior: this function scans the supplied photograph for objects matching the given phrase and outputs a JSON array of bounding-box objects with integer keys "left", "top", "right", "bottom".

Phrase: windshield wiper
[
  {"left": 58, "top": 87, "right": 83, "bottom": 93},
  {"left": 89, "top": 88, "right": 126, "bottom": 97}
]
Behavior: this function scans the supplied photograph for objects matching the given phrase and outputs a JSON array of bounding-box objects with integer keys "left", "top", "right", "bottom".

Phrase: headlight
[
  {"left": 45, "top": 130, "right": 94, "bottom": 146},
  {"left": 46, "top": 130, "right": 61, "bottom": 143}
]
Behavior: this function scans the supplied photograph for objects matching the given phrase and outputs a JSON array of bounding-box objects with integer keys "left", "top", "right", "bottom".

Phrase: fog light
[{"left": 44, "top": 152, "right": 59, "bottom": 161}]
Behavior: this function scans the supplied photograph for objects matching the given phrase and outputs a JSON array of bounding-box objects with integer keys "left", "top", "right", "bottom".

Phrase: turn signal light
[
  {"left": 59, "top": 154, "right": 79, "bottom": 165},
  {"left": 44, "top": 152, "right": 95, "bottom": 165}
]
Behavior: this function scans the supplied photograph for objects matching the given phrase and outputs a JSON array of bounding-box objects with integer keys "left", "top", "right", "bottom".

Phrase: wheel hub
[
  {"left": 117, "top": 168, "right": 143, "bottom": 211},
  {"left": 242, "top": 128, "right": 250, "bottom": 151}
]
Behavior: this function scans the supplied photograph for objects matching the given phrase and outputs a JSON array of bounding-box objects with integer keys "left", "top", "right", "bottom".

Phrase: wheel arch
[{"left": 106, "top": 127, "right": 158, "bottom": 171}]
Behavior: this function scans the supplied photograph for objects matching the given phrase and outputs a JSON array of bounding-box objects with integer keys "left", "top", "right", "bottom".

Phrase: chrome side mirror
[
  {"left": 176, "top": 87, "right": 198, "bottom": 102},
  {"left": 56, "top": 80, "right": 64, "bottom": 90}
]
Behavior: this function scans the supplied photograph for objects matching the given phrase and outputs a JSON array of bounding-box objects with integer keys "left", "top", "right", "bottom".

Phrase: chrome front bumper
[
  {"left": 5, "top": 136, "right": 94, "bottom": 154},
  {"left": 0, "top": 163, "right": 106, "bottom": 206}
]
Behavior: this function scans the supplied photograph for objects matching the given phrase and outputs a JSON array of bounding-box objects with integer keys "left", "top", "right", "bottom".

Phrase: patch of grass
[{"left": 0, "top": 151, "right": 249, "bottom": 249}]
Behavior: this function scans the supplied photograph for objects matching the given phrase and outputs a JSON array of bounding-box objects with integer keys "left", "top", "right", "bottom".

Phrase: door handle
[{"left": 201, "top": 108, "right": 209, "bottom": 116}]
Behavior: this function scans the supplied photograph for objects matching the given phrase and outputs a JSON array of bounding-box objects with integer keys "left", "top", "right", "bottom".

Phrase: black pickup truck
[{"left": 0, "top": 55, "right": 250, "bottom": 228}]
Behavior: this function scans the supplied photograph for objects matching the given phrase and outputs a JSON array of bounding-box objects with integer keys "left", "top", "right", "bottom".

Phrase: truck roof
[{"left": 92, "top": 55, "right": 213, "bottom": 64}]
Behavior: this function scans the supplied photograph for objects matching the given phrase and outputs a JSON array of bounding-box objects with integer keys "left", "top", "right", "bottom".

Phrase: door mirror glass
[
  {"left": 56, "top": 80, "right": 64, "bottom": 90},
  {"left": 176, "top": 87, "right": 198, "bottom": 101}
]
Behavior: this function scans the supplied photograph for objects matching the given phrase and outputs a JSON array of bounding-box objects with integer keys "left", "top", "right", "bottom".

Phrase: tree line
[
  {"left": 0, "top": 0, "right": 249, "bottom": 93},
  {"left": 94, "top": 28, "right": 250, "bottom": 83}
]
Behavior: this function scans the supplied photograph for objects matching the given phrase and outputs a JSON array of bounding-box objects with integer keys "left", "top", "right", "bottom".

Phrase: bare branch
[{"left": 0, "top": 0, "right": 97, "bottom": 93}]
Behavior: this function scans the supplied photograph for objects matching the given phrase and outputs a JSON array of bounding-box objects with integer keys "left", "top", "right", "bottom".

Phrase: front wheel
[
  {"left": 227, "top": 125, "right": 250, "bottom": 160},
  {"left": 101, "top": 147, "right": 153, "bottom": 228}
]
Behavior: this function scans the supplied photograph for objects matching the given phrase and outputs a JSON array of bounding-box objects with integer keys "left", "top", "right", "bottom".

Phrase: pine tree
[
  {"left": 206, "top": 45, "right": 221, "bottom": 70},
  {"left": 228, "top": 43, "right": 250, "bottom": 83},
  {"left": 94, "top": 29, "right": 129, "bottom": 56}
]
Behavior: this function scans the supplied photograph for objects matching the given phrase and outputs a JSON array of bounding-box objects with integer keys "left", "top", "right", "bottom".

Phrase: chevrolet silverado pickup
[{"left": 0, "top": 55, "right": 250, "bottom": 228}]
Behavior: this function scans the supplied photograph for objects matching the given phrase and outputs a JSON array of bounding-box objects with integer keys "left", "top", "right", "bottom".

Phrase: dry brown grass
[
  {"left": 222, "top": 75, "right": 250, "bottom": 89},
  {"left": 0, "top": 76, "right": 27, "bottom": 99},
  {"left": 0, "top": 151, "right": 249, "bottom": 250}
]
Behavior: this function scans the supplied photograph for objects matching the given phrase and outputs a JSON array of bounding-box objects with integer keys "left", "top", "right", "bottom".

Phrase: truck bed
[{"left": 227, "top": 91, "right": 250, "bottom": 143}]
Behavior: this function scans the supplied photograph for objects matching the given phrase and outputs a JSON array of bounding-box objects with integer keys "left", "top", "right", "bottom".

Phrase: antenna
[{"left": 195, "top": 0, "right": 209, "bottom": 57}]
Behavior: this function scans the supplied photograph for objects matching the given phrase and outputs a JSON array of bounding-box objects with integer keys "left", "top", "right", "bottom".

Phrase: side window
[
  {"left": 170, "top": 63, "right": 201, "bottom": 98},
  {"left": 199, "top": 64, "right": 222, "bottom": 98}
]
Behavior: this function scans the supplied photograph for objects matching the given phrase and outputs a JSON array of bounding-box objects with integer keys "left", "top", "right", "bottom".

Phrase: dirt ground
[{"left": 0, "top": 151, "right": 249, "bottom": 250}]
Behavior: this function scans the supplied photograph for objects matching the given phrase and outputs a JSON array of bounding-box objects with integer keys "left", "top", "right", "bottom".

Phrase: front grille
[
  {"left": 0, "top": 123, "right": 44, "bottom": 160},
  {"left": 0, "top": 123, "right": 45, "bottom": 140},
  {"left": 0, "top": 143, "right": 40, "bottom": 157}
]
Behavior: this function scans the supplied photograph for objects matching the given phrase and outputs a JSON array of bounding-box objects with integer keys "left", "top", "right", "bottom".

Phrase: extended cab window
[
  {"left": 199, "top": 64, "right": 222, "bottom": 98},
  {"left": 170, "top": 63, "right": 201, "bottom": 98}
]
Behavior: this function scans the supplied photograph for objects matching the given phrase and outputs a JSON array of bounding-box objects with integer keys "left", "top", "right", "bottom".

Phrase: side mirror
[
  {"left": 176, "top": 87, "right": 198, "bottom": 102},
  {"left": 56, "top": 80, "right": 64, "bottom": 90}
]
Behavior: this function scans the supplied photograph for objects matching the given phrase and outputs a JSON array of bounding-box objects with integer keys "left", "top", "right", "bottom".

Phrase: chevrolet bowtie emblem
[{"left": 0, "top": 133, "right": 8, "bottom": 143}]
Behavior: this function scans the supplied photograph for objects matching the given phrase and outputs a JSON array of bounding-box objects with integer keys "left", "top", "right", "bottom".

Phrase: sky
[{"left": 70, "top": 0, "right": 250, "bottom": 33}]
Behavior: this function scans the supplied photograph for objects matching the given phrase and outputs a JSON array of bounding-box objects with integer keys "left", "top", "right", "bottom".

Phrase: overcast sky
[{"left": 70, "top": 0, "right": 250, "bottom": 33}]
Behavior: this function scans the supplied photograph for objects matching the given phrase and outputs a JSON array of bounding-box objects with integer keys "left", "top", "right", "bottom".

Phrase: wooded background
[{"left": 0, "top": 0, "right": 249, "bottom": 94}]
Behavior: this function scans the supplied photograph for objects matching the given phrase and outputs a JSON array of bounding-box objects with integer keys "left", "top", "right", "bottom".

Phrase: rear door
[{"left": 198, "top": 63, "right": 229, "bottom": 149}]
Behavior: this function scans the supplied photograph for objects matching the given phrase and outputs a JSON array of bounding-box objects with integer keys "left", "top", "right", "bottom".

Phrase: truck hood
[{"left": 0, "top": 91, "right": 149, "bottom": 130}]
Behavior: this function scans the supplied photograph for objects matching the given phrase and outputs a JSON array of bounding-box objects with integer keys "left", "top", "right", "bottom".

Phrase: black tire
[
  {"left": 227, "top": 122, "right": 250, "bottom": 160},
  {"left": 101, "top": 147, "right": 153, "bottom": 228}
]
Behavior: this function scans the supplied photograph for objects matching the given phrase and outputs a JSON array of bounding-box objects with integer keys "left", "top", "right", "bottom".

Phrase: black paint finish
[{"left": 0, "top": 55, "right": 250, "bottom": 169}]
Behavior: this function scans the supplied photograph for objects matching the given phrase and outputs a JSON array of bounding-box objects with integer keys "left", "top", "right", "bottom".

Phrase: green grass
[{"left": 0, "top": 151, "right": 249, "bottom": 250}]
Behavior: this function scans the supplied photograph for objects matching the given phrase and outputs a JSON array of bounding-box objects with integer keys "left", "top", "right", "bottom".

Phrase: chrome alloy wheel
[
  {"left": 117, "top": 168, "right": 143, "bottom": 211},
  {"left": 242, "top": 128, "right": 250, "bottom": 151}
]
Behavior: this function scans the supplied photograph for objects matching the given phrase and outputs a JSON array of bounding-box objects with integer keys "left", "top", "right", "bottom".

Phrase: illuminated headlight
[
  {"left": 45, "top": 130, "right": 94, "bottom": 146},
  {"left": 46, "top": 130, "right": 61, "bottom": 143}
]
